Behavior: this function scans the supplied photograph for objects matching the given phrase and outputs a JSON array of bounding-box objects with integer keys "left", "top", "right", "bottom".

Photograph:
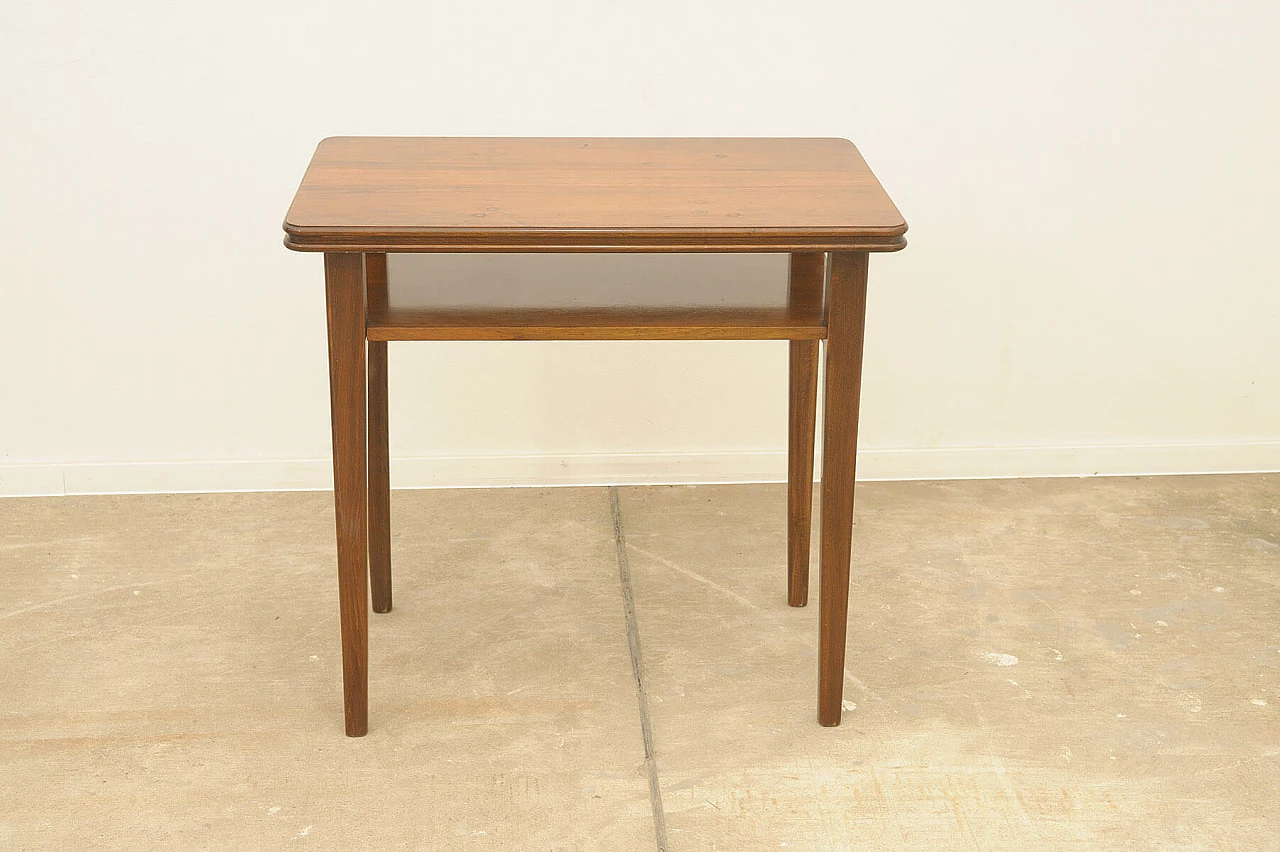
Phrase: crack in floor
[{"left": 609, "top": 486, "right": 668, "bottom": 852}]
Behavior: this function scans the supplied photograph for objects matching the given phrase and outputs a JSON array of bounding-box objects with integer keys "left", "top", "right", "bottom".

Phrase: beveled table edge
[{"left": 282, "top": 227, "right": 908, "bottom": 253}]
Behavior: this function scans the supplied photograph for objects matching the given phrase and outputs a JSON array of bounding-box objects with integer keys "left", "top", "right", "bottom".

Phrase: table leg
[
  {"left": 787, "top": 252, "right": 824, "bottom": 607},
  {"left": 366, "top": 255, "right": 392, "bottom": 615},
  {"left": 817, "top": 251, "right": 869, "bottom": 726},
  {"left": 324, "top": 251, "right": 369, "bottom": 737},
  {"left": 368, "top": 340, "right": 391, "bottom": 613}
]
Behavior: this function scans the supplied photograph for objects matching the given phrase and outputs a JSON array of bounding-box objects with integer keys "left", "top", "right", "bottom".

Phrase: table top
[{"left": 283, "top": 137, "right": 906, "bottom": 253}]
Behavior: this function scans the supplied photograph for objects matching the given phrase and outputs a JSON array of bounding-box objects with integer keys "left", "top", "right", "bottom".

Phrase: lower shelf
[{"left": 365, "top": 253, "right": 827, "bottom": 341}]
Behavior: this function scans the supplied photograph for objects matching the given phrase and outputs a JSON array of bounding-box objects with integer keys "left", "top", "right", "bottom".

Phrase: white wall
[{"left": 2, "top": 1, "right": 1278, "bottom": 495}]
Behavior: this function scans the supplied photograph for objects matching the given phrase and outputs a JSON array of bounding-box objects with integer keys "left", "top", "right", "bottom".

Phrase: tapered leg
[
  {"left": 786, "top": 254, "right": 824, "bottom": 607},
  {"left": 788, "top": 339, "right": 820, "bottom": 606},
  {"left": 368, "top": 340, "right": 391, "bottom": 613},
  {"left": 817, "top": 251, "right": 870, "bottom": 726},
  {"left": 324, "top": 251, "right": 369, "bottom": 737},
  {"left": 365, "top": 254, "right": 392, "bottom": 614}
]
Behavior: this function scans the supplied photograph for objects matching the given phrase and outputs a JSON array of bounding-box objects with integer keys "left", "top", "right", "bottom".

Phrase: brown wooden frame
[{"left": 292, "top": 138, "right": 905, "bottom": 735}]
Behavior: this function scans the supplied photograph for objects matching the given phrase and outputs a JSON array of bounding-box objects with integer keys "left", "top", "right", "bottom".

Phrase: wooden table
[{"left": 284, "top": 137, "right": 906, "bottom": 736}]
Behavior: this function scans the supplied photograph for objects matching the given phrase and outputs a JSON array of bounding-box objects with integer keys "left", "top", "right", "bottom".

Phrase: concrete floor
[{"left": 1, "top": 476, "right": 1277, "bottom": 850}]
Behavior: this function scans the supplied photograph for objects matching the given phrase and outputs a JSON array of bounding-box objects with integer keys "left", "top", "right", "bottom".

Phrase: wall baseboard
[{"left": 1, "top": 441, "right": 1277, "bottom": 497}]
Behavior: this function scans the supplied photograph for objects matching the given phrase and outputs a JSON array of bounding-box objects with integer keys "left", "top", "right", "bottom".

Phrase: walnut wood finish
[
  {"left": 289, "top": 138, "right": 903, "bottom": 735},
  {"left": 817, "top": 252, "right": 870, "bottom": 726},
  {"left": 323, "top": 252, "right": 369, "bottom": 737},
  {"left": 786, "top": 253, "right": 825, "bottom": 607},
  {"left": 284, "top": 138, "right": 906, "bottom": 253},
  {"left": 365, "top": 254, "right": 392, "bottom": 615}
]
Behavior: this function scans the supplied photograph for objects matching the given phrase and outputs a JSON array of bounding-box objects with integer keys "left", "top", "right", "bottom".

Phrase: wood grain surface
[{"left": 284, "top": 138, "right": 906, "bottom": 253}]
